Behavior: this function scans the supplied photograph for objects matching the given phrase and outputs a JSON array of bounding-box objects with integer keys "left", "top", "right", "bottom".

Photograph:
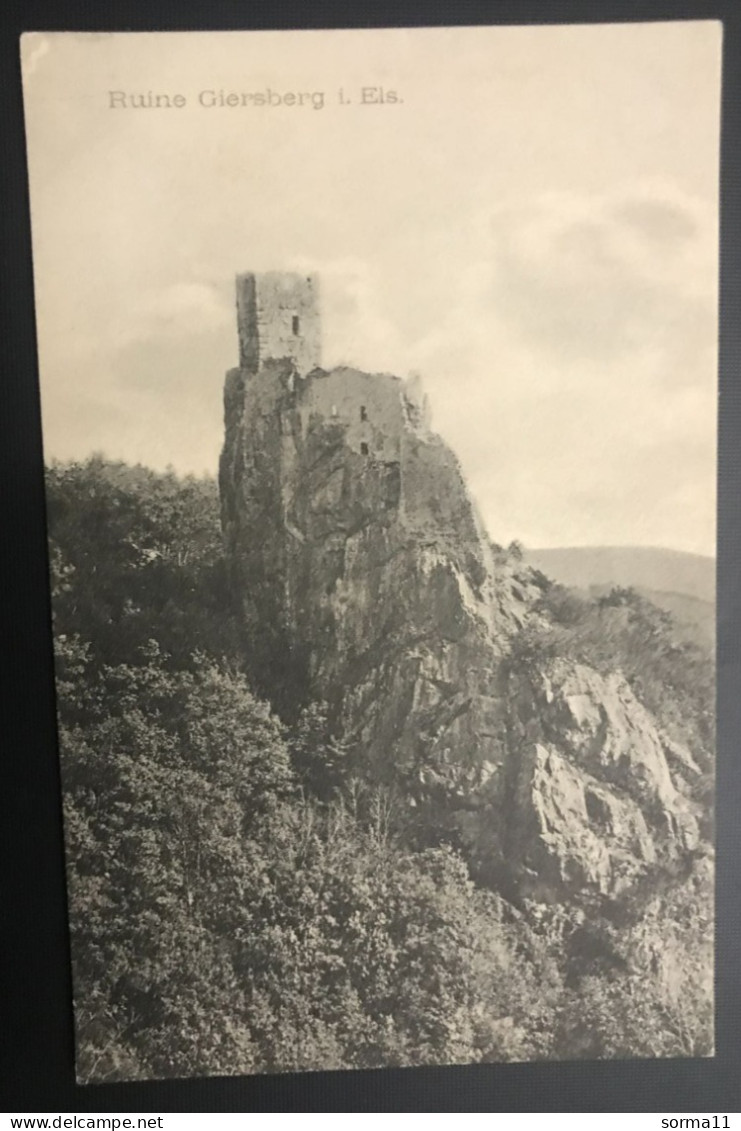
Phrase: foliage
[
  {"left": 554, "top": 971, "right": 713, "bottom": 1060},
  {"left": 59, "top": 634, "right": 554, "bottom": 1077},
  {"left": 288, "top": 701, "right": 350, "bottom": 801},
  {"left": 51, "top": 458, "right": 557, "bottom": 1080},
  {"left": 47, "top": 457, "right": 714, "bottom": 1079},
  {"left": 46, "top": 458, "right": 241, "bottom": 670},
  {"left": 509, "top": 582, "right": 714, "bottom": 773}
]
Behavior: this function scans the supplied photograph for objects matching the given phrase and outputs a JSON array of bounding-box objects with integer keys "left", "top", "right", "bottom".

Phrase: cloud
[
  {"left": 616, "top": 197, "right": 698, "bottom": 245},
  {"left": 367, "top": 183, "right": 718, "bottom": 555},
  {"left": 111, "top": 282, "right": 233, "bottom": 350},
  {"left": 487, "top": 184, "right": 717, "bottom": 382},
  {"left": 292, "top": 256, "right": 405, "bottom": 373}
]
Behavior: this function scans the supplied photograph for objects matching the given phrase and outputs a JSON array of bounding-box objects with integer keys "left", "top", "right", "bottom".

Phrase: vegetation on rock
[{"left": 46, "top": 459, "right": 714, "bottom": 1081}]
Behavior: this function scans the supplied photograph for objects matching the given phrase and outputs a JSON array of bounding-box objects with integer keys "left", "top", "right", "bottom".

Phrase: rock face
[
  {"left": 220, "top": 357, "right": 536, "bottom": 800},
  {"left": 219, "top": 278, "right": 709, "bottom": 910},
  {"left": 495, "top": 660, "right": 702, "bottom": 903}
]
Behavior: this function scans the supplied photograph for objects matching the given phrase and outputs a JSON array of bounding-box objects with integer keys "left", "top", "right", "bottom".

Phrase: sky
[{"left": 21, "top": 23, "right": 722, "bottom": 555}]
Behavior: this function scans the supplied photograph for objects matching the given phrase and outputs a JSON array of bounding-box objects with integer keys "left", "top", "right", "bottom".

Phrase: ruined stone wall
[
  {"left": 236, "top": 271, "right": 320, "bottom": 374},
  {"left": 296, "top": 367, "right": 411, "bottom": 461}
]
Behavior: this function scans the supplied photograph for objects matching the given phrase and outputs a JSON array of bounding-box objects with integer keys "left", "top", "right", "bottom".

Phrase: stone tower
[{"left": 236, "top": 271, "right": 321, "bottom": 374}]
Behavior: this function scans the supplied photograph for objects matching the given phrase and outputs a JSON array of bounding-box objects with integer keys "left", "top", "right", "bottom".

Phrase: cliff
[
  {"left": 221, "top": 359, "right": 530, "bottom": 786},
  {"left": 219, "top": 356, "right": 710, "bottom": 927}
]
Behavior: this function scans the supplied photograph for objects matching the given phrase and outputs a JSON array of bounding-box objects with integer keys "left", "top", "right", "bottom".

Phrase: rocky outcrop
[
  {"left": 496, "top": 660, "right": 702, "bottom": 903},
  {"left": 220, "top": 358, "right": 539, "bottom": 796},
  {"left": 220, "top": 356, "right": 709, "bottom": 910}
]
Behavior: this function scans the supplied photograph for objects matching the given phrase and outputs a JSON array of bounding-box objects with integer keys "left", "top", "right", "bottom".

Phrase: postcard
[{"left": 20, "top": 24, "right": 720, "bottom": 1082}]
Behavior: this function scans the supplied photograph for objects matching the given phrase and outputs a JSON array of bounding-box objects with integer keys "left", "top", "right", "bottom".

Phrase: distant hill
[
  {"left": 525, "top": 546, "right": 715, "bottom": 649},
  {"left": 525, "top": 546, "right": 714, "bottom": 602}
]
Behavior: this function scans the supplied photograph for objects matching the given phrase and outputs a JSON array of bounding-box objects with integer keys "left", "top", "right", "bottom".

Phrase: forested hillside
[
  {"left": 524, "top": 546, "right": 715, "bottom": 651},
  {"left": 46, "top": 459, "right": 714, "bottom": 1081}
]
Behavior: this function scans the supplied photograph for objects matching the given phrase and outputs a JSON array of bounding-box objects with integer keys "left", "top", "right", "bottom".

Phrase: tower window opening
[
  {"left": 360, "top": 442, "right": 369, "bottom": 456},
  {"left": 360, "top": 405, "right": 368, "bottom": 421},
  {"left": 292, "top": 315, "right": 300, "bottom": 335}
]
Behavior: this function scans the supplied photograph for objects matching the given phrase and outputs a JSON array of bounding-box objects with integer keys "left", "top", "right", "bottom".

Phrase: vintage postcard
[{"left": 20, "top": 24, "right": 720, "bottom": 1082}]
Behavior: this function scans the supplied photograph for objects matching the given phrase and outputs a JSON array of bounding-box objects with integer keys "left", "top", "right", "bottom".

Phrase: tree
[
  {"left": 46, "top": 458, "right": 241, "bottom": 669},
  {"left": 289, "top": 700, "right": 350, "bottom": 799},
  {"left": 58, "top": 639, "right": 295, "bottom": 1080}
]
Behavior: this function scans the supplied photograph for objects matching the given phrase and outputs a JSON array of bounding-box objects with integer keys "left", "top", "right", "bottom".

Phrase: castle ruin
[
  {"left": 233, "top": 270, "right": 431, "bottom": 465},
  {"left": 226, "top": 271, "right": 486, "bottom": 548}
]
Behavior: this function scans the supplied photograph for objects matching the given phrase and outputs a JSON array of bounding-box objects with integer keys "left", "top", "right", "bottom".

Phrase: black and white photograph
[{"left": 19, "top": 22, "right": 720, "bottom": 1085}]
